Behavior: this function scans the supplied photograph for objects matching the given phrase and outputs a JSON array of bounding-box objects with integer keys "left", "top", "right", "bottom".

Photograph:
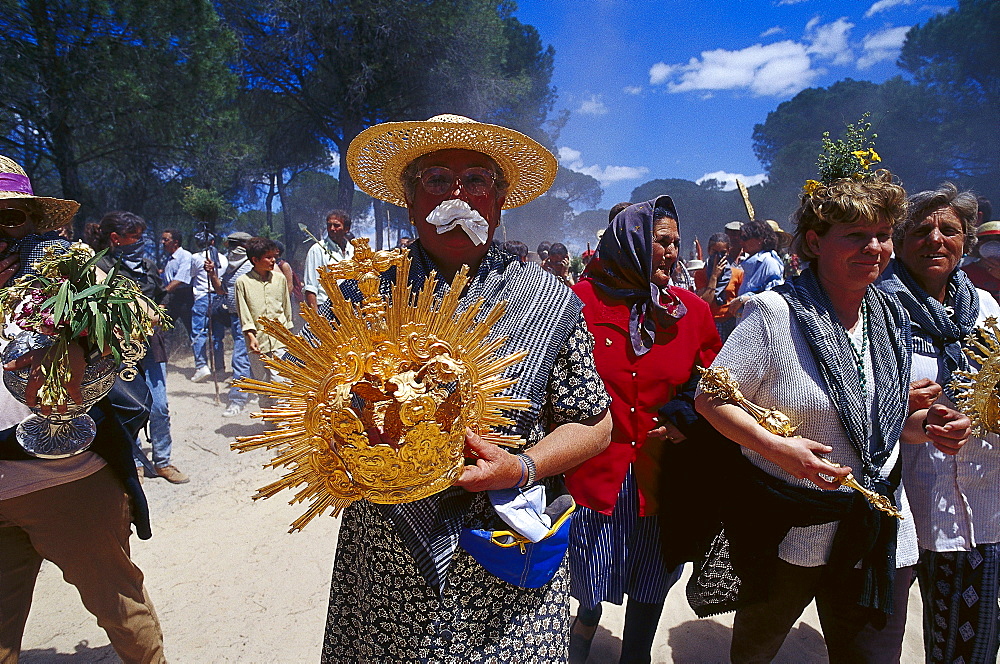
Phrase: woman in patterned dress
[
  {"left": 320, "top": 115, "right": 612, "bottom": 663},
  {"left": 564, "top": 197, "right": 721, "bottom": 663}
]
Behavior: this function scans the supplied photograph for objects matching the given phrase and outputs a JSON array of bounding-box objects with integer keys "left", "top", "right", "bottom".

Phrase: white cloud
[
  {"left": 776, "top": 0, "right": 808, "bottom": 5},
  {"left": 805, "top": 17, "right": 855, "bottom": 65},
  {"left": 865, "top": 0, "right": 914, "bottom": 17},
  {"left": 558, "top": 146, "right": 650, "bottom": 187},
  {"left": 576, "top": 95, "right": 609, "bottom": 116},
  {"left": 696, "top": 171, "right": 769, "bottom": 191},
  {"left": 761, "top": 26, "right": 784, "bottom": 38},
  {"left": 623, "top": 85, "right": 643, "bottom": 95},
  {"left": 653, "top": 40, "right": 819, "bottom": 97},
  {"left": 649, "top": 62, "right": 677, "bottom": 85},
  {"left": 857, "top": 25, "right": 910, "bottom": 68}
]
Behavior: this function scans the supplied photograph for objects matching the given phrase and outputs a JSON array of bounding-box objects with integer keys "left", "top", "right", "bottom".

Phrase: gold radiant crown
[
  {"left": 232, "top": 238, "right": 529, "bottom": 531},
  {"left": 950, "top": 317, "right": 1000, "bottom": 436}
]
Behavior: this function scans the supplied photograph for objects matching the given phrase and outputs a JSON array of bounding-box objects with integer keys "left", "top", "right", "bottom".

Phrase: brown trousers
[
  {"left": 731, "top": 559, "right": 913, "bottom": 664},
  {"left": 0, "top": 466, "right": 165, "bottom": 663}
]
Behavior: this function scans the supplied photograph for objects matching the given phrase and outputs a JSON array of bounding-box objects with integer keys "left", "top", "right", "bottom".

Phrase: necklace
[{"left": 847, "top": 301, "right": 869, "bottom": 398}]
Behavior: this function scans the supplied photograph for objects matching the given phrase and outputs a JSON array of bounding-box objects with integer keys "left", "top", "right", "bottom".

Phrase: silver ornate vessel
[{"left": 2, "top": 331, "right": 118, "bottom": 458}]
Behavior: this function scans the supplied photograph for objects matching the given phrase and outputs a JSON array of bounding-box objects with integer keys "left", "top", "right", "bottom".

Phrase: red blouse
[{"left": 565, "top": 279, "right": 721, "bottom": 516}]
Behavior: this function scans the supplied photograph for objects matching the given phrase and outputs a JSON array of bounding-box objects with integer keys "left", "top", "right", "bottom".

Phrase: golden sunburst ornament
[
  {"left": 231, "top": 238, "right": 529, "bottom": 532},
  {"left": 950, "top": 316, "right": 1000, "bottom": 436}
]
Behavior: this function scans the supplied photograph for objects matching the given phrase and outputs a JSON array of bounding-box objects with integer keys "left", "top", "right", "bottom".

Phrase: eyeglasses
[
  {"left": 416, "top": 167, "right": 497, "bottom": 197},
  {"left": 0, "top": 208, "right": 29, "bottom": 228}
]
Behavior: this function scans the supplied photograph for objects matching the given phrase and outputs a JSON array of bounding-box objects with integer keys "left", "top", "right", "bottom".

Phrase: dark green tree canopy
[{"left": 0, "top": 0, "right": 242, "bottom": 231}]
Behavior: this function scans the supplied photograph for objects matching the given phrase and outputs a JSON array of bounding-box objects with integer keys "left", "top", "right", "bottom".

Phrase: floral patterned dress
[{"left": 321, "top": 247, "right": 609, "bottom": 663}]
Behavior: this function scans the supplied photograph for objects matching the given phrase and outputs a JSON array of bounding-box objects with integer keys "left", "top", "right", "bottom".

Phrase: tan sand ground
[{"left": 18, "top": 351, "right": 927, "bottom": 663}]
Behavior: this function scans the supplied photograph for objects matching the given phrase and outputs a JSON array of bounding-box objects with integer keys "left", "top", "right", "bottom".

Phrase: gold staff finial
[{"left": 698, "top": 366, "right": 904, "bottom": 519}]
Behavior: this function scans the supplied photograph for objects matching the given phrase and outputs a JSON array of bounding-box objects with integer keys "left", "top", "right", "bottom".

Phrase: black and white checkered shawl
[
  {"left": 776, "top": 267, "right": 910, "bottom": 484},
  {"left": 335, "top": 241, "right": 583, "bottom": 592}
]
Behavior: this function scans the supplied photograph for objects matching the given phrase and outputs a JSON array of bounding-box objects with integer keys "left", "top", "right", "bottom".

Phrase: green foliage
[
  {"left": 898, "top": 0, "right": 999, "bottom": 201},
  {"left": 751, "top": 78, "right": 952, "bottom": 218},
  {"left": 813, "top": 114, "right": 880, "bottom": 186},
  {"left": 630, "top": 178, "right": 754, "bottom": 244},
  {"left": 752, "top": 2, "right": 1000, "bottom": 213},
  {"left": 0, "top": 0, "right": 245, "bottom": 230},
  {"left": 221, "top": 0, "right": 557, "bottom": 211},
  {"left": 0, "top": 243, "right": 165, "bottom": 405},
  {"left": 180, "top": 186, "right": 234, "bottom": 226}
]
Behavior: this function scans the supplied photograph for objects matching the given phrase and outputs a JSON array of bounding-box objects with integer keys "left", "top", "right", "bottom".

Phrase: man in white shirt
[
  {"left": 190, "top": 232, "right": 228, "bottom": 383},
  {"left": 302, "top": 210, "right": 354, "bottom": 311},
  {"left": 160, "top": 229, "right": 196, "bottom": 344}
]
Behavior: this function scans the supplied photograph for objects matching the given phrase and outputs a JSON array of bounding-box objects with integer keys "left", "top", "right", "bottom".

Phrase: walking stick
[{"left": 207, "top": 243, "right": 221, "bottom": 404}]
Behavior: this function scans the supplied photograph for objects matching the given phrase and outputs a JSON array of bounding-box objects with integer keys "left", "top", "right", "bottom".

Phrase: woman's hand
[
  {"left": 4, "top": 341, "right": 86, "bottom": 414},
  {"left": 908, "top": 378, "right": 942, "bottom": 413},
  {"left": 924, "top": 403, "right": 971, "bottom": 455},
  {"left": 0, "top": 241, "right": 19, "bottom": 287},
  {"left": 453, "top": 428, "right": 524, "bottom": 492},
  {"left": 762, "top": 435, "right": 852, "bottom": 491},
  {"left": 646, "top": 418, "right": 686, "bottom": 444}
]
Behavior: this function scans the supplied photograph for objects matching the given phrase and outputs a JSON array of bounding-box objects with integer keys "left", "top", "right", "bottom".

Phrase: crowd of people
[{"left": 0, "top": 108, "right": 999, "bottom": 664}]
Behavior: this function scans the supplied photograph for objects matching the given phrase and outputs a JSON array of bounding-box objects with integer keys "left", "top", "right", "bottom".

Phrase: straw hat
[
  {"left": 766, "top": 219, "right": 793, "bottom": 248},
  {"left": 346, "top": 114, "right": 557, "bottom": 210},
  {"left": 977, "top": 221, "right": 1000, "bottom": 238},
  {"left": 0, "top": 155, "right": 80, "bottom": 231}
]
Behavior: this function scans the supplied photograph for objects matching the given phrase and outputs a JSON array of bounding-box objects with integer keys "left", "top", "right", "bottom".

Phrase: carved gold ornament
[
  {"left": 231, "top": 238, "right": 529, "bottom": 532},
  {"left": 698, "top": 366, "right": 903, "bottom": 519},
  {"left": 950, "top": 316, "right": 1000, "bottom": 436}
]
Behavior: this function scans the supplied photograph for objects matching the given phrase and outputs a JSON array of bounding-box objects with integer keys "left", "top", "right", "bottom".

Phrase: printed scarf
[{"left": 877, "top": 260, "right": 978, "bottom": 397}]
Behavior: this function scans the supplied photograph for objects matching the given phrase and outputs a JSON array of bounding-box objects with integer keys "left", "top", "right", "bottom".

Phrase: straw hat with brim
[
  {"left": 977, "top": 221, "right": 1000, "bottom": 238},
  {"left": 346, "top": 114, "right": 558, "bottom": 210},
  {"left": 0, "top": 155, "right": 80, "bottom": 232},
  {"left": 766, "top": 219, "right": 793, "bottom": 248}
]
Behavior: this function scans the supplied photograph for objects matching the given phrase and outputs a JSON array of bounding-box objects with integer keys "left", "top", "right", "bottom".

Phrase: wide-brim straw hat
[
  {"left": 346, "top": 114, "right": 557, "bottom": 210},
  {"left": 0, "top": 155, "right": 80, "bottom": 231}
]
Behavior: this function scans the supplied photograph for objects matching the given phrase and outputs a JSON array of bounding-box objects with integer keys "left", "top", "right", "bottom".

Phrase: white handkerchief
[
  {"left": 488, "top": 485, "right": 551, "bottom": 543},
  {"left": 424, "top": 199, "right": 490, "bottom": 246}
]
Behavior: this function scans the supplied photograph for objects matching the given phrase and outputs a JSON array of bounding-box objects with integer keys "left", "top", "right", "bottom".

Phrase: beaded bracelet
[
  {"left": 516, "top": 453, "right": 537, "bottom": 487},
  {"left": 511, "top": 455, "right": 527, "bottom": 489}
]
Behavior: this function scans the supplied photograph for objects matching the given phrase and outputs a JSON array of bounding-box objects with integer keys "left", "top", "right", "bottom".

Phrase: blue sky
[{"left": 512, "top": 0, "right": 956, "bottom": 207}]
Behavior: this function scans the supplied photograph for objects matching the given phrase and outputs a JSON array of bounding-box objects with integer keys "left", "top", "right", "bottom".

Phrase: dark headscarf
[
  {"left": 877, "top": 259, "right": 978, "bottom": 398},
  {"left": 582, "top": 195, "right": 687, "bottom": 355}
]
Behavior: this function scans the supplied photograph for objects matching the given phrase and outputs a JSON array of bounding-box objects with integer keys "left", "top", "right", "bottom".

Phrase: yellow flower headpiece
[{"left": 803, "top": 113, "right": 883, "bottom": 196}]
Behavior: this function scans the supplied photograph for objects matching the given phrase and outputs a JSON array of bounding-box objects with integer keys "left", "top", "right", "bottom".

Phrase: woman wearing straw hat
[
  {"left": 0, "top": 155, "right": 167, "bottom": 663},
  {"left": 321, "top": 115, "right": 612, "bottom": 662}
]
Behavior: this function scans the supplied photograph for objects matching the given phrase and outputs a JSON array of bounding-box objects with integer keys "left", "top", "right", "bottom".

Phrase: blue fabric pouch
[{"left": 459, "top": 488, "right": 576, "bottom": 588}]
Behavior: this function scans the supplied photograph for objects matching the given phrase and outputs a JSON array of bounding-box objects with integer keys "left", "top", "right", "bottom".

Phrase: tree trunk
[
  {"left": 373, "top": 199, "right": 386, "bottom": 250},
  {"left": 335, "top": 119, "right": 364, "bottom": 214},
  {"left": 276, "top": 169, "right": 291, "bottom": 242},
  {"left": 265, "top": 172, "right": 276, "bottom": 231}
]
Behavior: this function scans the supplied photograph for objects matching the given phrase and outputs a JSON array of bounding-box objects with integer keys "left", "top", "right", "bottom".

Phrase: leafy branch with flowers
[
  {"left": 0, "top": 242, "right": 167, "bottom": 405},
  {"left": 803, "top": 113, "right": 883, "bottom": 196}
]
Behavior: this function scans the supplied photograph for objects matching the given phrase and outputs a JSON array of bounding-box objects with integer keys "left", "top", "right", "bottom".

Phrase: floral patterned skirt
[{"left": 321, "top": 500, "right": 570, "bottom": 663}]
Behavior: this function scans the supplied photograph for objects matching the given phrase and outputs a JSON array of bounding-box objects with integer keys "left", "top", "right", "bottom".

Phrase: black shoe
[{"left": 569, "top": 616, "right": 597, "bottom": 663}]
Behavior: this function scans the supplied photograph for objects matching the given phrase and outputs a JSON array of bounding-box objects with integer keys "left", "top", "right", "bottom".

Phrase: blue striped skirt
[{"left": 569, "top": 470, "right": 682, "bottom": 609}]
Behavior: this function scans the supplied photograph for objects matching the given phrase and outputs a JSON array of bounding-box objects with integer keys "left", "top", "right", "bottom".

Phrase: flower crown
[{"left": 803, "top": 114, "right": 882, "bottom": 196}]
